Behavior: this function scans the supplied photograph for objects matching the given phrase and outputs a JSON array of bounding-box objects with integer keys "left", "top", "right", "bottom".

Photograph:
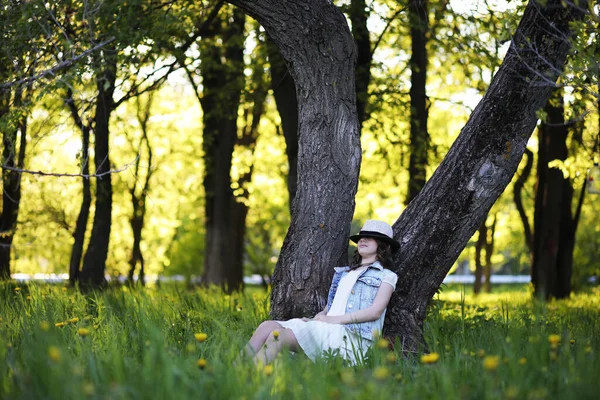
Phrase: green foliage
[{"left": 1, "top": 282, "right": 599, "bottom": 398}]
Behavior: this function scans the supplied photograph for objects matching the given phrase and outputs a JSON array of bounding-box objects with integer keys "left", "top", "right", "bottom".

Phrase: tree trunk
[
  {"left": 79, "top": 51, "right": 117, "bottom": 289},
  {"left": 513, "top": 147, "right": 534, "bottom": 255},
  {"left": 266, "top": 38, "right": 299, "bottom": 210},
  {"left": 406, "top": 0, "right": 430, "bottom": 204},
  {"left": 349, "top": 0, "right": 373, "bottom": 126},
  {"left": 384, "top": 1, "right": 585, "bottom": 351},
  {"left": 230, "top": 0, "right": 362, "bottom": 318},
  {"left": 200, "top": 7, "right": 246, "bottom": 291},
  {"left": 532, "top": 89, "right": 568, "bottom": 299},
  {"left": 484, "top": 215, "right": 496, "bottom": 293},
  {"left": 0, "top": 86, "right": 27, "bottom": 280},
  {"left": 65, "top": 91, "right": 92, "bottom": 284},
  {"left": 474, "top": 221, "right": 486, "bottom": 295}
]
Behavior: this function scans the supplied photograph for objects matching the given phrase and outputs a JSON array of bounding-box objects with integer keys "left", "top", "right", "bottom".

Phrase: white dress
[{"left": 276, "top": 267, "right": 398, "bottom": 364}]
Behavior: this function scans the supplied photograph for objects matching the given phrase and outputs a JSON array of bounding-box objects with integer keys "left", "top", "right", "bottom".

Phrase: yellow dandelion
[
  {"left": 77, "top": 328, "right": 90, "bottom": 337},
  {"left": 548, "top": 334, "right": 560, "bottom": 345},
  {"left": 584, "top": 346, "right": 592, "bottom": 354},
  {"left": 62, "top": 287, "right": 67, "bottom": 292},
  {"left": 67, "top": 317, "right": 79, "bottom": 324},
  {"left": 372, "top": 366, "right": 389, "bottom": 381},
  {"left": 272, "top": 330, "right": 280, "bottom": 339},
  {"left": 394, "top": 373, "right": 403, "bottom": 382},
  {"left": 48, "top": 346, "right": 61, "bottom": 362},
  {"left": 55, "top": 322, "right": 67, "bottom": 328},
  {"left": 385, "top": 352, "right": 397, "bottom": 364},
  {"left": 482, "top": 355, "right": 500, "bottom": 372},
  {"left": 421, "top": 352, "right": 440, "bottom": 364},
  {"left": 194, "top": 332, "right": 208, "bottom": 342},
  {"left": 197, "top": 358, "right": 207, "bottom": 369},
  {"left": 376, "top": 338, "right": 389, "bottom": 350},
  {"left": 569, "top": 339, "right": 575, "bottom": 345},
  {"left": 26, "top": 295, "right": 31, "bottom": 301},
  {"left": 263, "top": 364, "right": 274, "bottom": 376},
  {"left": 40, "top": 321, "right": 50, "bottom": 331},
  {"left": 550, "top": 342, "right": 559, "bottom": 350},
  {"left": 82, "top": 382, "right": 95, "bottom": 396},
  {"left": 15, "top": 287, "right": 21, "bottom": 292},
  {"left": 519, "top": 357, "right": 527, "bottom": 365}
]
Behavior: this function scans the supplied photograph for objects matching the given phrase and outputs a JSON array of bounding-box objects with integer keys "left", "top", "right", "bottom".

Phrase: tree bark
[
  {"left": 65, "top": 91, "right": 92, "bottom": 284},
  {"left": 79, "top": 50, "right": 117, "bottom": 289},
  {"left": 484, "top": 215, "right": 496, "bottom": 293},
  {"left": 199, "top": 7, "right": 246, "bottom": 291},
  {"left": 513, "top": 147, "right": 534, "bottom": 254},
  {"left": 349, "top": 0, "right": 373, "bottom": 126},
  {"left": 229, "top": 0, "right": 361, "bottom": 318},
  {"left": 474, "top": 221, "right": 486, "bottom": 295},
  {"left": 406, "top": 0, "right": 430, "bottom": 204},
  {"left": 384, "top": 1, "right": 585, "bottom": 351},
  {"left": 0, "top": 85, "right": 27, "bottom": 280}
]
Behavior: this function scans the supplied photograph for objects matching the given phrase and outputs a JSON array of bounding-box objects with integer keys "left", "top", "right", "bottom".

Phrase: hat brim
[{"left": 349, "top": 231, "right": 400, "bottom": 253}]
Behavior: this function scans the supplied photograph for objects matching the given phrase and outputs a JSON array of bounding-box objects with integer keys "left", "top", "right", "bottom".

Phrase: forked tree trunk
[
  {"left": 230, "top": 0, "right": 361, "bottom": 318},
  {"left": 229, "top": 0, "right": 586, "bottom": 347}
]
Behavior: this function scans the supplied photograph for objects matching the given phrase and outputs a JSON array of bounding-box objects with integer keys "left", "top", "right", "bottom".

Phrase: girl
[{"left": 245, "top": 220, "right": 399, "bottom": 365}]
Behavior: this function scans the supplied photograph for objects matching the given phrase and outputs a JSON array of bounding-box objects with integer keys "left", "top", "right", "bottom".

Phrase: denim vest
[{"left": 326, "top": 261, "right": 391, "bottom": 342}]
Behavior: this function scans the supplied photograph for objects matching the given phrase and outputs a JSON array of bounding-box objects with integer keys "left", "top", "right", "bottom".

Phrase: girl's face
[{"left": 357, "top": 237, "right": 378, "bottom": 259}]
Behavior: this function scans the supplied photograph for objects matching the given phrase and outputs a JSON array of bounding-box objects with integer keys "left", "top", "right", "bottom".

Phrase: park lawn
[{"left": 1, "top": 282, "right": 598, "bottom": 399}]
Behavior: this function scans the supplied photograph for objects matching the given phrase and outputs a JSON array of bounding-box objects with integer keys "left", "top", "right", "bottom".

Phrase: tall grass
[{"left": 1, "top": 282, "right": 598, "bottom": 399}]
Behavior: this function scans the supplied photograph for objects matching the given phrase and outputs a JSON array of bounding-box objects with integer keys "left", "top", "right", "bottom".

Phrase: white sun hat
[{"left": 349, "top": 220, "right": 400, "bottom": 253}]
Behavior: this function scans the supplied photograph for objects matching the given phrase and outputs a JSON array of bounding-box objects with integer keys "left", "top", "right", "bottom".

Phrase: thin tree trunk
[
  {"left": 80, "top": 50, "right": 117, "bottom": 289},
  {"left": 65, "top": 91, "right": 92, "bottom": 284},
  {"left": 406, "top": 0, "right": 430, "bottom": 204},
  {"left": 513, "top": 148, "right": 534, "bottom": 254},
  {"left": 474, "top": 221, "right": 486, "bottom": 295},
  {"left": 484, "top": 214, "right": 496, "bottom": 293}
]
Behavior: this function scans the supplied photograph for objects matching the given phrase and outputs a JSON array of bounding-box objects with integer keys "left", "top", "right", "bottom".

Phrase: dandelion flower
[
  {"left": 376, "top": 338, "right": 389, "bottom": 350},
  {"left": 77, "top": 328, "right": 90, "bottom": 337},
  {"left": 394, "top": 373, "right": 403, "bottom": 382},
  {"left": 62, "top": 287, "right": 67, "bottom": 292},
  {"left": 26, "top": 296, "right": 31, "bottom": 301},
  {"left": 40, "top": 321, "right": 50, "bottom": 331},
  {"left": 482, "top": 355, "right": 500, "bottom": 372},
  {"left": 420, "top": 352, "right": 440, "bottom": 364},
  {"left": 585, "top": 346, "right": 592, "bottom": 354},
  {"left": 272, "top": 330, "right": 280, "bottom": 339},
  {"left": 197, "top": 358, "right": 207, "bottom": 369},
  {"left": 55, "top": 322, "right": 66, "bottom": 328},
  {"left": 194, "top": 333, "right": 208, "bottom": 342},
  {"left": 548, "top": 334, "right": 560, "bottom": 345},
  {"left": 67, "top": 317, "right": 79, "bottom": 324},
  {"left": 519, "top": 357, "right": 527, "bottom": 365},
  {"left": 15, "top": 287, "right": 21, "bottom": 292},
  {"left": 569, "top": 339, "right": 575, "bottom": 345},
  {"left": 372, "top": 366, "right": 389, "bottom": 381},
  {"left": 385, "top": 352, "right": 397, "bottom": 364},
  {"left": 263, "top": 364, "right": 274, "bottom": 376},
  {"left": 48, "top": 346, "right": 61, "bottom": 362}
]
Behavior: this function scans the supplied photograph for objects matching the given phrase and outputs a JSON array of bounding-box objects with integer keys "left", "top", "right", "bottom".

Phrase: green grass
[{"left": 1, "top": 282, "right": 599, "bottom": 399}]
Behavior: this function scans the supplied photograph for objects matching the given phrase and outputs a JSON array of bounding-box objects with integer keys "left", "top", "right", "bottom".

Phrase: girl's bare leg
[
  {"left": 253, "top": 327, "right": 298, "bottom": 365},
  {"left": 246, "top": 321, "right": 283, "bottom": 355}
]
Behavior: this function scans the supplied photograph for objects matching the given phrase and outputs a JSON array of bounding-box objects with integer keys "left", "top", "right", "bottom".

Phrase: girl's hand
[{"left": 313, "top": 315, "right": 339, "bottom": 324}]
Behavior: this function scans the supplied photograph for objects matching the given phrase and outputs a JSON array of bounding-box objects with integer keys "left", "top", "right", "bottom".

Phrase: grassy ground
[{"left": 1, "top": 282, "right": 598, "bottom": 399}]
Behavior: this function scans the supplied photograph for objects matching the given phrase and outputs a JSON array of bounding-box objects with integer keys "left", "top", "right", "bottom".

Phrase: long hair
[{"left": 349, "top": 238, "right": 394, "bottom": 270}]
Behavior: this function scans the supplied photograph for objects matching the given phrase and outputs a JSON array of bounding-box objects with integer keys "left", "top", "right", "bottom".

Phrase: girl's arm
[{"left": 312, "top": 283, "right": 394, "bottom": 325}]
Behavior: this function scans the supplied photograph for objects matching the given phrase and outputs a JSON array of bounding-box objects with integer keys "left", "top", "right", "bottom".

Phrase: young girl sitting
[{"left": 245, "top": 220, "right": 399, "bottom": 365}]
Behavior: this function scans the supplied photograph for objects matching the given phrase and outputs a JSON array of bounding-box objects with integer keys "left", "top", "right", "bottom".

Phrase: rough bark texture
[
  {"left": 200, "top": 8, "right": 245, "bottom": 291},
  {"left": 474, "top": 221, "right": 486, "bottom": 295},
  {"left": 66, "top": 92, "right": 92, "bottom": 284},
  {"left": 79, "top": 50, "right": 117, "bottom": 288},
  {"left": 384, "top": 1, "right": 586, "bottom": 352},
  {"left": 406, "top": 0, "right": 430, "bottom": 204},
  {"left": 229, "top": 0, "right": 361, "bottom": 318}
]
